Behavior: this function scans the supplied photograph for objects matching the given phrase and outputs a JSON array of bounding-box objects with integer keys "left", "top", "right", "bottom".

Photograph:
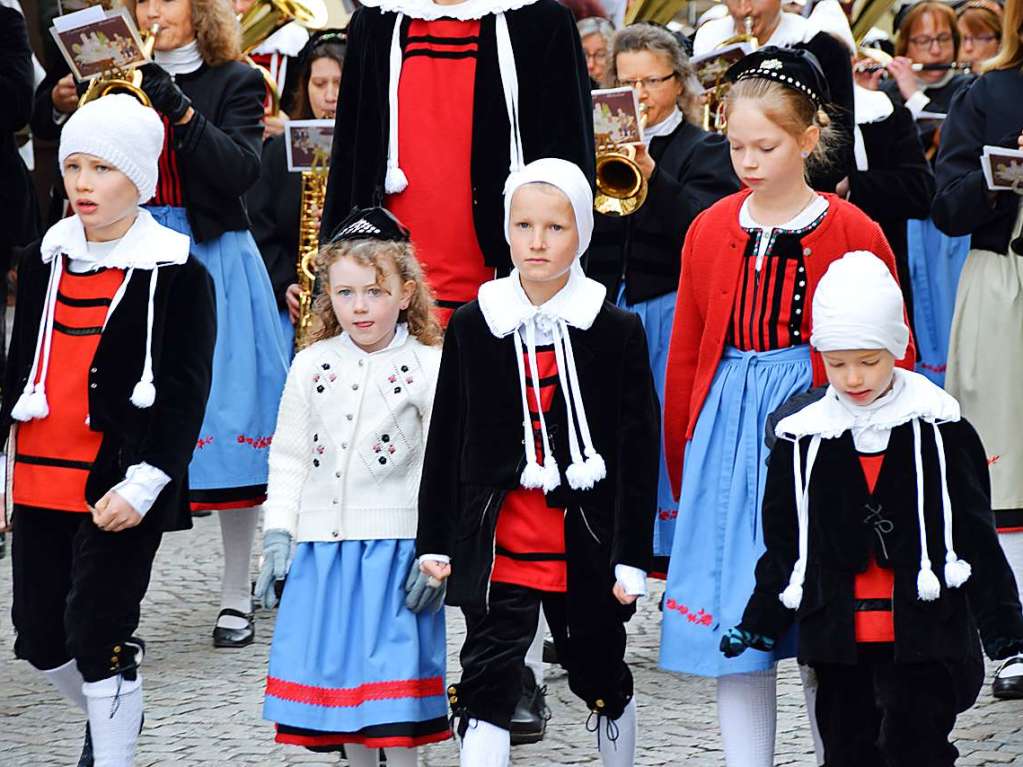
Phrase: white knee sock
[
  {"left": 799, "top": 664, "right": 825, "bottom": 766},
  {"left": 460, "top": 719, "right": 510, "bottom": 767},
  {"left": 525, "top": 611, "right": 546, "bottom": 687},
  {"left": 597, "top": 697, "right": 637, "bottom": 767},
  {"left": 717, "top": 668, "right": 777, "bottom": 767},
  {"left": 344, "top": 743, "right": 380, "bottom": 767},
  {"left": 217, "top": 505, "right": 259, "bottom": 629},
  {"left": 42, "top": 659, "right": 87, "bottom": 713},
  {"left": 384, "top": 746, "right": 419, "bottom": 766},
  {"left": 83, "top": 674, "right": 143, "bottom": 767}
]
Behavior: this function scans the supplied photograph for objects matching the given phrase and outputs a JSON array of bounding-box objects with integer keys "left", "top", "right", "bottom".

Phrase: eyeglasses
[
  {"left": 618, "top": 72, "right": 678, "bottom": 90},
  {"left": 907, "top": 32, "right": 954, "bottom": 49},
  {"left": 961, "top": 33, "right": 998, "bottom": 45},
  {"left": 585, "top": 50, "right": 608, "bottom": 62}
]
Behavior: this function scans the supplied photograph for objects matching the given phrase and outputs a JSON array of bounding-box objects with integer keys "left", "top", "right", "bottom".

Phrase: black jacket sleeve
[
  {"left": 947, "top": 420, "right": 1023, "bottom": 659},
  {"left": 848, "top": 106, "right": 935, "bottom": 223},
  {"left": 740, "top": 436, "right": 800, "bottom": 640},
  {"left": 248, "top": 136, "right": 295, "bottom": 307},
  {"left": 932, "top": 78, "right": 1017, "bottom": 238},
  {"left": 0, "top": 9, "right": 34, "bottom": 134},
  {"left": 416, "top": 313, "right": 466, "bottom": 557},
  {"left": 137, "top": 259, "right": 216, "bottom": 481},
  {"left": 612, "top": 314, "right": 659, "bottom": 571},
  {"left": 173, "top": 65, "right": 264, "bottom": 200}
]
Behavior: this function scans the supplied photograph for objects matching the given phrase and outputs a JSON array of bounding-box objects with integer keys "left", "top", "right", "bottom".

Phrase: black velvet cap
[
  {"left": 725, "top": 45, "right": 830, "bottom": 107},
  {"left": 328, "top": 206, "right": 411, "bottom": 243}
]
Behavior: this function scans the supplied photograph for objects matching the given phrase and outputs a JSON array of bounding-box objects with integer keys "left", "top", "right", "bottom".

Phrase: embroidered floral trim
[
  {"left": 265, "top": 676, "right": 445, "bottom": 708},
  {"left": 275, "top": 730, "right": 451, "bottom": 749},
  {"left": 665, "top": 597, "right": 714, "bottom": 627},
  {"left": 657, "top": 508, "right": 678, "bottom": 522},
  {"left": 237, "top": 434, "right": 273, "bottom": 449},
  {"left": 195, "top": 435, "right": 215, "bottom": 450}
]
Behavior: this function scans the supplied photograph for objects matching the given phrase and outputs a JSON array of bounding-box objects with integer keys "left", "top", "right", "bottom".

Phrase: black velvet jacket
[
  {"left": 0, "top": 9, "right": 38, "bottom": 262},
  {"left": 932, "top": 70, "right": 1023, "bottom": 254},
  {"left": 320, "top": 0, "right": 595, "bottom": 270},
  {"left": 882, "top": 73, "right": 972, "bottom": 161},
  {"left": 742, "top": 418, "right": 1023, "bottom": 669},
  {"left": 416, "top": 300, "right": 659, "bottom": 612},
  {"left": 3, "top": 241, "right": 216, "bottom": 534},
  {"left": 588, "top": 121, "right": 739, "bottom": 304},
  {"left": 248, "top": 133, "right": 301, "bottom": 308}
]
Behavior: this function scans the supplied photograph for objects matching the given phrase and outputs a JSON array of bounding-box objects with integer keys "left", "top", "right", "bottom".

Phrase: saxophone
[{"left": 295, "top": 148, "right": 329, "bottom": 350}]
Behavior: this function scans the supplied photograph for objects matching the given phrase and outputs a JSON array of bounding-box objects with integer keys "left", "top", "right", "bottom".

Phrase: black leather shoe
[
  {"left": 993, "top": 656, "right": 1023, "bottom": 700},
  {"left": 78, "top": 723, "right": 93, "bottom": 767},
  {"left": 542, "top": 639, "right": 559, "bottom": 666},
  {"left": 212, "top": 608, "right": 255, "bottom": 648},
  {"left": 510, "top": 667, "right": 550, "bottom": 745}
]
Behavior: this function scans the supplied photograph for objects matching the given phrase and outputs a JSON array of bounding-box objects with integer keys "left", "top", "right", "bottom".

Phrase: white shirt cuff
[
  {"left": 904, "top": 90, "right": 930, "bottom": 120},
  {"left": 110, "top": 462, "right": 171, "bottom": 519},
  {"left": 615, "top": 564, "right": 647, "bottom": 596},
  {"left": 418, "top": 553, "right": 450, "bottom": 566}
]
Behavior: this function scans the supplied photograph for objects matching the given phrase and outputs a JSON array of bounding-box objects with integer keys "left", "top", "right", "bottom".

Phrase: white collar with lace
[
  {"left": 773, "top": 368, "right": 970, "bottom": 614},
  {"left": 478, "top": 265, "right": 607, "bottom": 493}
]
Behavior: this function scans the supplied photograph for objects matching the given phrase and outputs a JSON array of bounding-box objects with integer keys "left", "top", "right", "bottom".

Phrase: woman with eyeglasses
[
  {"left": 932, "top": 0, "right": 1023, "bottom": 704},
  {"left": 958, "top": 0, "right": 1003, "bottom": 67},
  {"left": 577, "top": 16, "right": 614, "bottom": 87},
  {"left": 588, "top": 24, "right": 739, "bottom": 574}
]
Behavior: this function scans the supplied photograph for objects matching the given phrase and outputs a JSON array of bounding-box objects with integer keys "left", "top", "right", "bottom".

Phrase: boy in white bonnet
[
  {"left": 722, "top": 251, "right": 1023, "bottom": 766},
  {"left": 2, "top": 94, "right": 215, "bottom": 767}
]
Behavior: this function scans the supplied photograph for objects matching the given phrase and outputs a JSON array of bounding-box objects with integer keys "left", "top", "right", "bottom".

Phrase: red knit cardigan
[{"left": 663, "top": 190, "right": 917, "bottom": 499}]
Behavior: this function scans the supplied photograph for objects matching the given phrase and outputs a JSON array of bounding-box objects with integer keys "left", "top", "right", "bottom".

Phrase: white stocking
[
  {"left": 42, "top": 659, "right": 87, "bottom": 713},
  {"left": 524, "top": 611, "right": 546, "bottom": 686},
  {"left": 717, "top": 668, "right": 777, "bottom": 767},
  {"left": 460, "top": 719, "right": 510, "bottom": 767},
  {"left": 217, "top": 505, "right": 259, "bottom": 629},
  {"left": 597, "top": 697, "right": 637, "bottom": 767},
  {"left": 383, "top": 746, "right": 419, "bottom": 766},
  {"left": 799, "top": 664, "right": 825, "bottom": 766},
  {"left": 344, "top": 743, "right": 379, "bottom": 767},
  {"left": 83, "top": 674, "right": 143, "bottom": 767}
]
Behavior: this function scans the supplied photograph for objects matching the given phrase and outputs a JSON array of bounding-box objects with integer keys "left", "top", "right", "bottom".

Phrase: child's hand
[
  {"left": 89, "top": 491, "right": 142, "bottom": 533},
  {"left": 421, "top": 558, "right": 451, "bottom": 583},
  {"left": 613, "top": 581, "right": 639, "bottom": 606}
]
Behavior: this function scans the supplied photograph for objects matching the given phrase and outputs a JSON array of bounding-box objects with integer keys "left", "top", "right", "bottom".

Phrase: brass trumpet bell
[
  {"left": 594, "top": 147, "right": 648, "bottom": 216},
  {"left": 239, "top": 0, "right": 328, "bottom": 55}
]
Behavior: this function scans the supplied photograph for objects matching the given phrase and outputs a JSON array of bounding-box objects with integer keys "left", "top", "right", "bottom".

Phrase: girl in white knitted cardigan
[{"left": 256, "top": 207, "right": 449, "bottom": 764}]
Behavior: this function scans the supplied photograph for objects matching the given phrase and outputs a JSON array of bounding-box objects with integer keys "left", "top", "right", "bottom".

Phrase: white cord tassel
[
  {"left": 384, "top": 13, "right": 408, "bottom": 194},
  {"left": 912, "top": 419, "right": 941, "bottom": 601},
  {"left": 559, "top": 319, "right": 606, "bottom": 486},
  {"left": 513, "top": 330, "right": 544, "bottom": 488},
  {"left": 130, "top": 268, "right": 158, "bottom": 408},
  {"left": 495, "top": 12, "right": 525, "bottom": 175},
  {"left": 932, "top": 422, "right": 971, "bottom": 588},
  {"left": 550, "top": 320, "right": 590, "bottom": 489},
  {"left": 517, "top": 322, "right": 560, "bottom": 492},
  {"left": 12, "top": 257, "right": 63, "bottom": 422},
  {"left": 780, "top": 434, "right": 821, "bottom": 610}
]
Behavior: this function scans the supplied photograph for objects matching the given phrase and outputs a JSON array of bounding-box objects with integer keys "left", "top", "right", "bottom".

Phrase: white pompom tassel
[
  {"left": 917, "top": 564, "right": 941, "bottom": 601},
  {"left": 565, "top": 461, "right": 591, "bottom": 491},
  {"left": 944, "top": 556, "right": 972, "bottom": 589},
  {"left": 520, "top": 461, "right": 545, "bottom": 489},
  {"left": 780, "top": 582, "right": 803, "bottom": 610},
  {"left": 11, "top": 389, "right": 49, "bottom": 422},
  {"left": 541, "top": 458, "right": 561, "bottom": 493},
  {"left": 385, "top": 166, "right": 408, "bottom": 194},
  {"left": 584, "top": 453, "right": 606, "bottom": 483},
  {"left": 130, "top": 379, "right": 156, "bottom": 409}
]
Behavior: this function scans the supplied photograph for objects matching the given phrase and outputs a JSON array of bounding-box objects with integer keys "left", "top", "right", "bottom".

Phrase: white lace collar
[
  {"left": 41, "top": 207, "right": 190, "bottom": 270},
  {"left": 855, "top": 84, "right": 895, "bottom": 125},
  {"left": 360, "top": 0, "right": 536, "bottom": 20}
]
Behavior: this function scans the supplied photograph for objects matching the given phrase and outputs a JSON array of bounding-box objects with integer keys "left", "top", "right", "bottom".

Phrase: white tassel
[
  {"left": 944, "top": 556, "right": 972, "bottom": 588},
  {"left": 584, "top": 453, "right": 606, "bottom": 482},
  {"left": 130, "top": 380, "right": 156, "bottom": 409},
  {"left": 780, "top": 581, "right": 804, "bottom": 610},
  {"left": 385, "top": 166, "right": 408, "bottom": 194},
  {"left": 565, "top": 454, "right": 607, "bottom": 491},
  {"left": 11, "top": 389, "right": 48, "bottom": 421},
  {"left": 541, "top": 457, "right": 561, "bottom": 492},
  {"left": 917, "top": 564, "right": 941, "bottom": 601},
  {"left": 520, "top": 462, "right": 545, "bottom": 489}
]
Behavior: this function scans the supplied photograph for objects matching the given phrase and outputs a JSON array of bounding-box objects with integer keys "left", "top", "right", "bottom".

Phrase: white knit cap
[
  {"left": 810, "top": 250, "right": 910, "bottom": 360},
  {"left": 58, "top": 94, "right": 164, "bottom": 203},
  {"left": 503, "top": 157, "right": 594, "bottom": 258}
]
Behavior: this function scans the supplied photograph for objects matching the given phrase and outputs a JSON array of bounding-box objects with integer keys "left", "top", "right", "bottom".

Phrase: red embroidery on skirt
[
  {"left": 265, "top": 676, "right": 445, "bottom": 708},
  {"left": 665, "top": 597, "right": 714, "bottom": 626},
  {"left": 237, "top": 434, "right": 273, "bottom": 449},
  {"left": 275, "top": 728, "right": 451, "bottom": 749},
  {"left": 920, "top": 361, "right": 947, "bottom": 373},
  {"left": 989, "top": 455, "right": 1001, "bottom": 467},
  {"left": 658, "top": 508, "right": 678, "bottom": 522},
  {"left": 195, "top": 435, "right": 215, "bottom": 449}
]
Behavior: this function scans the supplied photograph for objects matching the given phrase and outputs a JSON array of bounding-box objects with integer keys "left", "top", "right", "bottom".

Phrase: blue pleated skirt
[
  {"left": 617, "top": 287, "right": 678, "bottom": 561},
  {"left": 264, "top": 539, "right": 450, "bottom": 747},
  {"left": 659, "top": 345, "right": 812, "bottom": 677},
  {"left": 146, "top": 206, "right": 289, "bottom": 492},
  {"left": 907, "top": 217, "right": 970, "bottom": 387}
]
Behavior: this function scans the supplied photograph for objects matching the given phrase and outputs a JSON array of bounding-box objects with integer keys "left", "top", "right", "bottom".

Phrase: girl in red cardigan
[{"left": 657, "top": 47, "right": 914, "bottom": 767}]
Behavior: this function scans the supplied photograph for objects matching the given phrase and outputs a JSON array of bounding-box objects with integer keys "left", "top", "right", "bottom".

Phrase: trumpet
[
  {"left": 295, "top": 147, "right": 329, "bottom": 349},
  {"left": 79, "top": 23, "right": 160, "bottom": 107},
  {"left": 594, "top": 104, "right": 649, "bottom": 216}
]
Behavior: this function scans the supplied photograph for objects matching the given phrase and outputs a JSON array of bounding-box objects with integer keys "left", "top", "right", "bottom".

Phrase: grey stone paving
[{"left": 1, "top": 514, "right": 1021, "bottom": 766}]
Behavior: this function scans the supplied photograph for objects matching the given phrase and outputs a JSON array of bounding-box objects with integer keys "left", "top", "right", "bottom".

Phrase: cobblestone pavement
[{"left": 1, "top": 515, "right": 1021, "bottom": 766}]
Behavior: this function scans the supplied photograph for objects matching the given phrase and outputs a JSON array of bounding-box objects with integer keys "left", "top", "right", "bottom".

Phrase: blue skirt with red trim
[{"left": 263, "top": 538, "right": 451, "bottom": 748}]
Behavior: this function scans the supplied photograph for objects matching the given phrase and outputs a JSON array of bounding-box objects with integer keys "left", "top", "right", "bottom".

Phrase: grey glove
[
  {"left": 404, "top": 558, "right": 447, "bottom": 614},
  {"left": 255, "top": 529, "right": 292, "bottom": 609}
]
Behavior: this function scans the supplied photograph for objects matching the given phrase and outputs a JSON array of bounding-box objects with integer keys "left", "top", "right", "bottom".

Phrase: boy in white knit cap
[
  {"left": 1, "top": 94, "right": 215, "bottom": 767},
  {"left": 721, "top": 251, "right": 1023, "bottom": 767}
]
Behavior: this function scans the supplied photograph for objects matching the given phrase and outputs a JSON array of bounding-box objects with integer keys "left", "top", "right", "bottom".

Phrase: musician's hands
[
  {"left": 852, "top": 60, "right": 885, "bottom": 91},
  {"left": 634, "top": 143, "right": 656, "bottom": 180},
  {"left": 886, "top": 57, "right": 920, "bottom": 102},
  {"left": 285, "top": 283, "right": 302, "bottom": 324},
  {"left": 139, "top": 63, "right": 193, "bottom": 123},
  {"left": 90, "top": 491, "right": 143, "bottom": 533},
  {"left": 264, "top": 110, "right": 289, "bottom": 140},
  {"left": 52, "top": 74, "right": 79, "bottom": 114}
]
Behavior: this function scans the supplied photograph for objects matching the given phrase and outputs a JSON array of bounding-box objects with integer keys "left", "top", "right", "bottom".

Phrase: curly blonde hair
[
  {"left": 126, "top": 0, "right": 241, "bottom": 66},
  {"left": 312, "top": 240, "right": 443, "bottom": 347}
]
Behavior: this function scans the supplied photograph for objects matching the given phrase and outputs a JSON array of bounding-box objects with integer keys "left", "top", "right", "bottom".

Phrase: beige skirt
[{"left": 946, "top": 230, "right": 1023, "bottom": 511}]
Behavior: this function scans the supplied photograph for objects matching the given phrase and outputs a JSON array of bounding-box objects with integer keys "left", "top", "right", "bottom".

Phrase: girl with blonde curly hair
[{"left": 257, "top": 207, "right": 449, "bottom": 763}]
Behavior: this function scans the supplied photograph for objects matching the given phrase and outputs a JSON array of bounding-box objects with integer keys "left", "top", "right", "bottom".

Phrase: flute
[{"left": 855, "top": 61, "right": 972, "bottom": 73}]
